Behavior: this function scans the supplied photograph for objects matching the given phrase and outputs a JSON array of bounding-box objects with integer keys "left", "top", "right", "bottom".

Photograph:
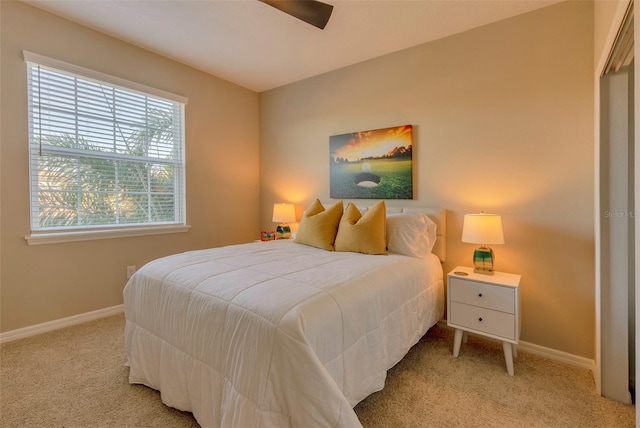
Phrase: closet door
[{"left": 598, "top": 0, "right": 635, "bottom": 405}]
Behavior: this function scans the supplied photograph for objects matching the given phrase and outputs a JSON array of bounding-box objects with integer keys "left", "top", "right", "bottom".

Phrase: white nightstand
[{"left": 447, "top": 266, "right": 521, "bottom": 376}]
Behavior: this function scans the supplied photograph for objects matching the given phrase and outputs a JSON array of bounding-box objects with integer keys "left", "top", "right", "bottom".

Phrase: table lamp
[
  {"left": 461, "top": 213, "right": 504, "bottom": 275},
  {"left": 272, "top": 203, "right": 296, "bottom": 239}
]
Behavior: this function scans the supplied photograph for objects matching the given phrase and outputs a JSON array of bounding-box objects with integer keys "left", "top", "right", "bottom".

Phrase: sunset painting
[{"left": 330, "top": 124, "right": 413, "bottom": 199}]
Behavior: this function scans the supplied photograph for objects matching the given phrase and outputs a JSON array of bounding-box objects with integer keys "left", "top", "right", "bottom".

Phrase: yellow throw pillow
[
  {"left": 294, "top": 200, "right": 344, "bottom": 251},
  {"left": 335, "top": 201, "right": 388, "bottom": 255}
]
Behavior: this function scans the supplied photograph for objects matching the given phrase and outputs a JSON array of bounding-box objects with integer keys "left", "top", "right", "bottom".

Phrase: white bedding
[{"left": 124, "top": 239, "right": 444, "bottom": 427}]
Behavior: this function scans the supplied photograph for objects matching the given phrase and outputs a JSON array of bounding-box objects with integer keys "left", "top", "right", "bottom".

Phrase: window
[{"left": 24, "top": 52, "right": 188, "bottom": 244}]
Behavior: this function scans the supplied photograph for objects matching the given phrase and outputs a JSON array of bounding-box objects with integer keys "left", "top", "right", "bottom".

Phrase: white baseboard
[
  {"left": 0, "top": 304, "right": 124, "bottom": 344},
  {"left": 436, "top": 321, "right": 595, "bottom": 373},
  {"left": 2, "top": 310, "right": 596, "bottom": 375},
  {"left": 517, "top": 339, "right": 595, "bottom": 372}
]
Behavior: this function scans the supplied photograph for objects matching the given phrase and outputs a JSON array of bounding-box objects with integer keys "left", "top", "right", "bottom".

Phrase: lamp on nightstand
[
  {"left": 272, "top": 203, "right": 296, "bottom": 239},
  {"left": 462, "top": 212, "right": 504, "bottom": 275}
]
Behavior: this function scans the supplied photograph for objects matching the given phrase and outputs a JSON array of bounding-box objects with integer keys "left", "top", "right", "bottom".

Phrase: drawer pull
[
  {"left": 478, "top": 293, "right": 483, "bottom": 297},
  {"left": 478, "top": 317, "right": 483, "bottom": 322}
]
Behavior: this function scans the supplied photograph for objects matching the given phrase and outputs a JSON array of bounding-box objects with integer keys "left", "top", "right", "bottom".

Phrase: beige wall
[
  {"left": 0, "top": 1, "right": 598, "bottom": 360},
  {"left": 259, "top": 1, "right": 595, "bottom": 358},
  {"left": 0, "top": 2, "right": 260, "bottom": 332}
]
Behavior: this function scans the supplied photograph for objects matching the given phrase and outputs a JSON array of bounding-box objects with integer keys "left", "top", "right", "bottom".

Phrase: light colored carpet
[{"left": 0, "top": 314, "right": 634, "bottom": 427}]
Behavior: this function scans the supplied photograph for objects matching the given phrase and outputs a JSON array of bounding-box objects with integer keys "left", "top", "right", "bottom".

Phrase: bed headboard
[{"left": 322, "top": 202, "right": 447, "bottom": 262}]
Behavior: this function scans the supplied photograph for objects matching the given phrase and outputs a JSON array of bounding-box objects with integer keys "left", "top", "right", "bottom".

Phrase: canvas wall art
[{"left": 330, "top": 124, "right": 413, "bottom": 199}]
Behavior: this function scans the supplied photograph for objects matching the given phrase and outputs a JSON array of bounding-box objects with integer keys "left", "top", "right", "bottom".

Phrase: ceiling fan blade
[{"left": 259, "top": 0, "right": 334, "bottom": 30}]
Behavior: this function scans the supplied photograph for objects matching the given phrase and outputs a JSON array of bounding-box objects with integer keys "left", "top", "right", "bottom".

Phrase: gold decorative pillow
[
  {"left": 294, "top": 200, "right": 344, "bottom": 251},
  {"left": 334, "top": 201, "right": 387, "bottom": 255}
]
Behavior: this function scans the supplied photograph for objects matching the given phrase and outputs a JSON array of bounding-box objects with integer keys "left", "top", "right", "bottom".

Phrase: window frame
[{"left": 23, "top": 51, "right": 189, "bottom": 245}]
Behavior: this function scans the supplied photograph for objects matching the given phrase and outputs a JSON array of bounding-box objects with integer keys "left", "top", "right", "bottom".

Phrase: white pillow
[{"left": 386, "top": 212, "right": 437, "bottom": 258}]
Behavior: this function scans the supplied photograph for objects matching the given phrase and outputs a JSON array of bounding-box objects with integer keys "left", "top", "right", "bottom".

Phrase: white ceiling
[{"left": 24, "top": 0, "right": 561, "bottom": 92}]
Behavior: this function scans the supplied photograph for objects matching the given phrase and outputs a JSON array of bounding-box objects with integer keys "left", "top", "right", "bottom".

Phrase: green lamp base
[
  {"left": 275, "top": 224, "right": 291, "bottom": 239},
  {"left": 473, "top": 246, "right": 495, "bottom": 275}
]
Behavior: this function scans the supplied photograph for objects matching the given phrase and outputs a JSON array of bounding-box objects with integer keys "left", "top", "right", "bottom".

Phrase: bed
[{"left": 124, "top": 203, "right": 446, "bottom": 427}]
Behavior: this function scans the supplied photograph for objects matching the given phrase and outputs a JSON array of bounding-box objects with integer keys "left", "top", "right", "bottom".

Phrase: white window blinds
[{"left": 25, "top": 52, "right": 187, "bottom": 233}]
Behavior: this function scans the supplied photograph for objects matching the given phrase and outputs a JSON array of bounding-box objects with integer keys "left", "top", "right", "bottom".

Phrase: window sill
[{"left": 25, "top": 224, "right": 190, "bottom": 245}]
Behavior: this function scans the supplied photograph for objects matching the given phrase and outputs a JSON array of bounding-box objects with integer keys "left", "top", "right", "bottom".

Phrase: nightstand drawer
[
  {"left": 449, "top": 277, "right": 515, "bottom": 314},
  {"left": 449, "top": 301, "right": 516, "bottom": 340}
]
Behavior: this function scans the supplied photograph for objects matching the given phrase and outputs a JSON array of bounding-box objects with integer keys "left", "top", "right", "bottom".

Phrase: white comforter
[{"left": 124, "top": 240, "right": 443, "bottom": 427}]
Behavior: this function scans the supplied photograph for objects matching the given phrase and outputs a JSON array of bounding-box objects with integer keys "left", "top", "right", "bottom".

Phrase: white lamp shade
[
  {"left": 272, "top": 203, "right": 296, "bottom": 223},
  {"left": 461, "top": 213, "right": 505, "bottom": 245}
]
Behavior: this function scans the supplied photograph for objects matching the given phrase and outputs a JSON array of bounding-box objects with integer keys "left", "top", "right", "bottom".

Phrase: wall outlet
[{"left": 126, "top": 265, "right": 137, "bottom": 279}]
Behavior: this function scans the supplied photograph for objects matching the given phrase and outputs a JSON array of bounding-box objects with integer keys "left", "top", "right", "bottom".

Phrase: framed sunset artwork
[{"left": 329, "top": 124, "right": 413, "bottom": 199}]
